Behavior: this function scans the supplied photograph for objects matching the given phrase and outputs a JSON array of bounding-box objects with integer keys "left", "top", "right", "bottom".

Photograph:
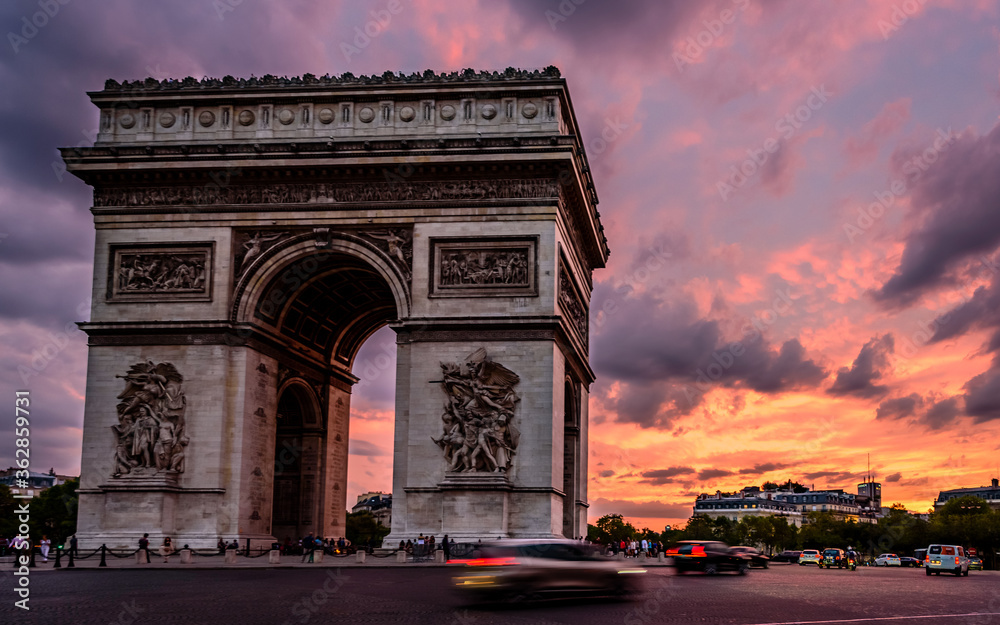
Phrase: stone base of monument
[
  {"left": 225, "top": 550, "right": 236, "bottom": 564},
  {"left": 180, "top": 549, "right": 192, "bottom": 564},
  {"left": 268, "top": 550, "right": 280, "bottom": 564}
]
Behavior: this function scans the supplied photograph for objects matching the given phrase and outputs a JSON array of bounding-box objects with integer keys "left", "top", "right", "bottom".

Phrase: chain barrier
[
  {"left": 106, "top": 547, "right": 143, "bottom": 559},
  {"left": 72, "top": 547, "right": 105, "bottom": 560}
]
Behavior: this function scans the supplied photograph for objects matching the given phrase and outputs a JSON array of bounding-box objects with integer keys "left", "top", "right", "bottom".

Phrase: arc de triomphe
[{"left": 63, "top": 68, "right": 608, "bottom": 548}]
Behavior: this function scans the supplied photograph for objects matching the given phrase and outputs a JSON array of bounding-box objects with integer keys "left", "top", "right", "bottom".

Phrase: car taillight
[
  {"left": 466, "top": 557, "right": 516, "bottom": 567},
  {"left": 925, "top": 555, "right": 929, "bottom": 562},
  {"left": 955, "top": 557, "right": 960, "bottom": 565}
]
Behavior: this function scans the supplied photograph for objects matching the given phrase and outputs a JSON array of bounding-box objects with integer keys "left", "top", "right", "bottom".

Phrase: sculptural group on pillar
[
  {"left": 433, "top": 349, "right": 521, "bottom": 473},
  {"left": 111, "top": 361, "right": 189, "bottom": 477}
]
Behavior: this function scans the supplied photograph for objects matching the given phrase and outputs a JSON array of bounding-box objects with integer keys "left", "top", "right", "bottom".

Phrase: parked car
[
  {"left": 969, "top": 557, "right": 983, "bottom": 571},
  {"left": 798, "top": 549, "right": 822, "bottom": 565},
  {"left": 729, "top": 546, "right": 770, "bottom": 568},
  {"left": 452, "top": 539, "right": 646, "bottom": 604},
  {"left": 924, "top": 544, "right": 969, "bottom": 577},
  {"left": 875, "top": 553, "right": 901, "bottom": 567},
  {"left": 671, "top": 540, "right": 751, "bottom": 575},
  {"left": 818, "top": 548, "right": 847, "bottom": 569},
  {"left": 771, "top": 550, "right": 802, "bottom": 564},
  {"left": 898, "top": 557, "right": 920, "bottom": 567}
]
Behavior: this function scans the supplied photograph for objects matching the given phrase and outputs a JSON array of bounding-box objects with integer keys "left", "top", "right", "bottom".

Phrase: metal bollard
[
  {"left": 54, "top": 546, "right": 62, "bottom": 568},
  {"left": 99, "top": 544, "right": 107, "bottom": 567},
  {"left": 68, "top": 548, "right": 75, "bottom": 568}
]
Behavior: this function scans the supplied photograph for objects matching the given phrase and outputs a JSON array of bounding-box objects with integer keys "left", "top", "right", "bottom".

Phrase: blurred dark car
[
  {"left": 729, "top": 546, "right": 770, "bottom": 568},
  {"left": 969, "top": 557, "right": 983, "bottom": 571},
  {"left": 818, "top": 548, "right": 846, "bottom": 569},
  {"left": 899, "top": 557, "right": 920, "bottom": 567},
  {"left": 770, "top": 550, "right": 802, "bottom": 564},
  {"left": 452, "top": 540, "right": 646, "bottom": 604},
  {"left": 670, "top": 540, "right": 751, "bottom": 575}
]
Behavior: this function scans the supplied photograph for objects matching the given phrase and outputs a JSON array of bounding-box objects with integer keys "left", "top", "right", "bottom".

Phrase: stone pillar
[
  {"left": 356, "top": 550, "right": 366, "bottom": 564},
  {"left": 268, "top": 550, "right": 281, "bottom": 564}
]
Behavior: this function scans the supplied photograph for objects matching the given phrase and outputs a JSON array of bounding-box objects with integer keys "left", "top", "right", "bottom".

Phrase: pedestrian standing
[
  {"left": 40, "top": 536, "right": 51, "bottom": 562},
  {"left": 138, "top": 533, "right": 151, "bottom": 563},
  {"left": 70, "top": 534, "right": 78, "bottom": 557},
  {"left": 159, "top": 537, "right": 173, "bottom": 563},
  {"left": 301, "top": 533, "right": 315, "bottom": 562},
  {"left": 443, "top": 534, "right": 451, "bottom": 562}
]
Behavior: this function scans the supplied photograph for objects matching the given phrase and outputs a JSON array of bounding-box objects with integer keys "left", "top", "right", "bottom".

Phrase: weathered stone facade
[{"left": 65, "top": 68, "right": 607, "bottom": 548}]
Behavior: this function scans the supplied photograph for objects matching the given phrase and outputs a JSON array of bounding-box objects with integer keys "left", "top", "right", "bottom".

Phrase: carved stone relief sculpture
[
  {"left": 109, "top": 245, "right": 212, "bottom": 302},
  {"left": 558, "top": 264, "right": 588, "bottom": 343},
  {"left": 111, "top": 361, "right": 189, "bottom": 478},
  {"left": 235, "top": 230, "right": 288, "bottom": 277},
  {"left": 361, "top": 228, "right": 413, "bottom": 282},
  {"left": 430, "top": 238, "right": 537, "bottom": 297},
  {"left": 432, "top": 349, "right": 521, "bottom": 473}
]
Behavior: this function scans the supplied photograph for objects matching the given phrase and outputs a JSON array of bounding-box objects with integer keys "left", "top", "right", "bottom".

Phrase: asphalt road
[{"left": 2, "top": 563, "right": 999, "bottom": 625}]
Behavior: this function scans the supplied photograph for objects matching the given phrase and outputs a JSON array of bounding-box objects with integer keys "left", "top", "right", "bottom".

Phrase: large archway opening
[{"left": 245, "top": 243, "right": 403, "bottom": 542}]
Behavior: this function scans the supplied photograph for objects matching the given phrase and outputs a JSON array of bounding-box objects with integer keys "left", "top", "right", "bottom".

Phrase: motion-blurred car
[
  {"left": 924, "top": 544, "right": 969, "bottom": 577},
  {"left": 969, "top": 557, "right": 983, "bottom": 571},
  {"left": 771, "top": 550, "right": 802, "bottom": 564},
  {"left": 729, "top": 546, "right": 770, "bottom": 568},
  {"left": 670, "top": 540, "right": 750, "bottom": 575},
  {"left": 875, "top": 553, "right": 901, "bottom": 567},
  {"left": 798, "top": 549, "right": 822, "bottom": 565},
  {"left": 898, "top": 556, "right": 920, "bottom": 567},
  {"left": 452, "top": 539, "right": 646, "bottom": 604},
  {"left": 818, "top": 548, "right": 846, "bottom": 569}
]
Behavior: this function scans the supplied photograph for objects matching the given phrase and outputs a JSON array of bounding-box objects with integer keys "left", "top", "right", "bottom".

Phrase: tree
[
  {"left": 344, "top": 511, "right": 389, "bottom": 548},
  {"left": 29, "top": 479, "right": 78, "bottom": 547},
  {"left": 591, "top": 514, "right": 637, "bottom": 545},
  {"left": 0, "top": 485, "right": 17, "bottom": 540}
]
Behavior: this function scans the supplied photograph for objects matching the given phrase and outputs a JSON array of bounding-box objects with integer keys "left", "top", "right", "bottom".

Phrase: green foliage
[
  {"left": 0, "top": 485, "right": 17, "bottom": 539},
  {"left": 344, "top": 510, "right": 389, "bottom": 548},
  {"left": 28, "top": 479, "right": 78, "bottom": 545},
  {"left": 590, "top": 514, "right": 638, "bottom": 544}
]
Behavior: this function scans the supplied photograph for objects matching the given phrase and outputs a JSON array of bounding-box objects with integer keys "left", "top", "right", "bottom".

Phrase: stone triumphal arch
[{"left": 64, "top": 68, "right": 608, "bottom": 548}]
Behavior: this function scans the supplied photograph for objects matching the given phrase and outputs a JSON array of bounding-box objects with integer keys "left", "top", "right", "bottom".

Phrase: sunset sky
[{"left": 2, "top": 0, "right": 1000, "bottom": 531}]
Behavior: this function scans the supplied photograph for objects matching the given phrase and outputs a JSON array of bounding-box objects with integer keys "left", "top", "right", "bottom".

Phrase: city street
[{"left": 3, "top": 562, "right": 998, "bottom": 624}]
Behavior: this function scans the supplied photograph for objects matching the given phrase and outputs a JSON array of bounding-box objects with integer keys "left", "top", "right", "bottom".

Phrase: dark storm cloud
[
  {"left": 348, "top": 439, "right": 388, "bottom": 457},
  {"left": 876, "top": 125, "right": 1000, "bottom": 306},
  {"left": 827, "top": 334, "right": 894, "bottom": 398},
  {"left": 593, "top": 287, "right": 827, "bottom": 428},
  {"left": 505, "top": 0, "right": 709, "bottom": 69},
  {"left": 920, "top": 396, "right": 963, "bottom": 430},
  {"left": 697, "top": 468, "right": 733, "bottom": 480},
  {"left": 801, "top": 470, "right": 857, "bottom": 482},
  {"left": 962, "top": 368, "right": 1000, "bottom": 423},
  {"left": 738, "top": 462, "right": 793, "bottom": 475},
  {"left": 640, "top": 466, "right": 695, "bottom": 485},
  {"left": 885, "top": 472, "right": 902, "bottom": 483},
  {"left": 875, "top": 393, "right": 922, "bottom": 420}
]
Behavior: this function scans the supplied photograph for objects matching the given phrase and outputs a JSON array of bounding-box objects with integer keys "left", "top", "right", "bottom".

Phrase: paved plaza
[{"left": 3, "top": 561, "right": 998, "bottom": 624}]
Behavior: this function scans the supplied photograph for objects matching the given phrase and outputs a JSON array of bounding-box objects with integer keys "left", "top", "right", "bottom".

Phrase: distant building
[
  {"left": 0, "top": 468, "right": 75, "bottom": 496},
  {"left": 934, "top": 478, "right": 1000, "bottom": 512},
  {"left": 352, "top": 492, "right": 392, "bottom": 528},
  {"left": 693, "top": 490, "right": 803, "bottom": 527},
  {"left": 773, "top": 489, "right": 864, "bottom": 523}
]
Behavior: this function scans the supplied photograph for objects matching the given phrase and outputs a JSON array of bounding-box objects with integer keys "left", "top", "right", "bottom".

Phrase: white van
[{"left": 924, "top": 544, "right": 969, "bottom": 576}]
